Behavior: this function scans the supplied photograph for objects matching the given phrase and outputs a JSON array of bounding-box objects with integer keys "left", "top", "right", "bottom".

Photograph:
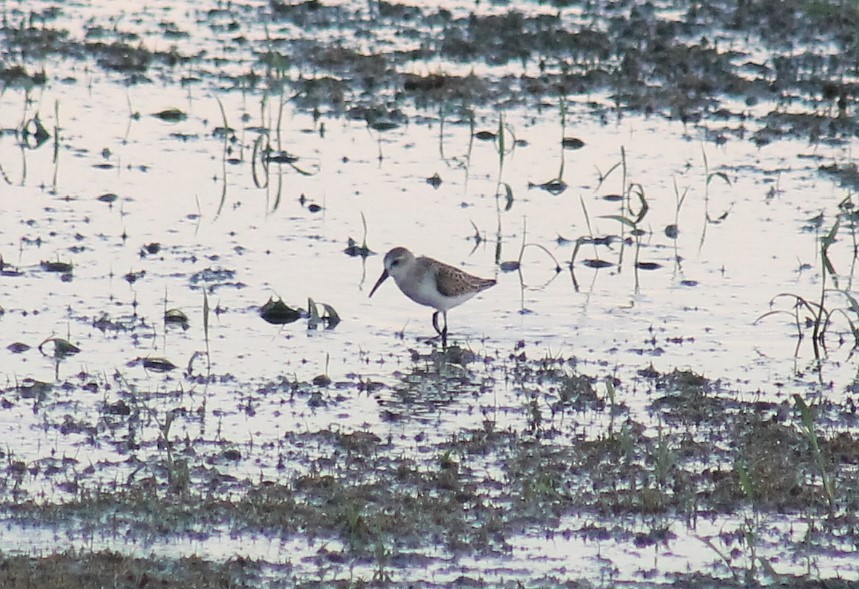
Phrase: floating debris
[
  {"left": 307, "top": 298, "right": 340, "bottom": 330},
  {"left": 222, "top": 449, "right": 242, "bottom": 461},
  {"left": 38, "top": 337, "right": 80, "bottom": 358},
  {"left": 259, "top": 297, "right": 301, "bottom": 325},
  {"left": 581, "top": 259, "right": 613, "bottom": 269},
  {"left": 212, "top": 126, "right": 234, "bottom": 139},
  {"left": 141, "top": 242, "right": 161, "bottom": 255},
  {"left": 582, "top": 235, "right": 619, "bottom": 247},
  {"left": 41, "top": 260, "right": 73, "bottom": 273},
  {"left": 1, "top": 257, "right": 22, "bottom": 277},
  {"left": 265, "top": 151, "right": 298, "bottom": 164},
  {"left": 141, "top": 357, "right": 177, "bottom": 372},
  {"left": 426, "top": 173, "right": 442, "bottom": 188},
  {"left": 343, "top": 238, "right": 372, "bottom": 258},
  {"left": 124, "top": 270, "right": 146, "bottom": 284},
  {"left": 562, "top": 137, "right": 585, "bottom": 149},
  {"left": 164, "top": 308, "right": 189, "bottom": 329},
  {"left": 7, "top": 342, "right": 30, "bottom": 353},
  {"left": 23, "top": 115, "right": 51, "bottom": 147},
  {"left": 528, "top": 179, "right": 567, "bottom": 195},
  {"left": 312, "top": 374, "right": 332, "bottom": 387},
  {"left": 153, "top": 108, "right": 187, "bottom": 122}
]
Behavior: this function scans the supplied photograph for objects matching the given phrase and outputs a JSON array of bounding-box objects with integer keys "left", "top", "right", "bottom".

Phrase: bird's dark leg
[{"left": 432, "top": 311, "right": 448, "bottom": 347}]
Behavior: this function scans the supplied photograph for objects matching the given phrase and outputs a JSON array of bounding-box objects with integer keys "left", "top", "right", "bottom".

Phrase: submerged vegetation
[
  {"left": 0, "top": 0, "right": 857, "bottom": 141},
  {"left": 1, "top": 347, "right": 858, "bottom": 587}
]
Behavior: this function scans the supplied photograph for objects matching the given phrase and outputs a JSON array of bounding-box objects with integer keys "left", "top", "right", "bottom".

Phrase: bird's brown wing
[{"left": 433, "top": 263, "right": 462, "bottom": 297}]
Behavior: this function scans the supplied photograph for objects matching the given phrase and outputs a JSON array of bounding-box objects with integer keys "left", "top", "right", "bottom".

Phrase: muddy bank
[
  {"left": 2, "top": 347, "right": 857, "bottom": 587},
  {"left": 2, "top": 1, "right": 857, "bottom": 140}
]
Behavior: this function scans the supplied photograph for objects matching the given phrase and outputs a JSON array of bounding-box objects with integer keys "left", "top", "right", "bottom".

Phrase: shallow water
[{"left": 1, "top": 0, "right": 858, "bottom": 586}]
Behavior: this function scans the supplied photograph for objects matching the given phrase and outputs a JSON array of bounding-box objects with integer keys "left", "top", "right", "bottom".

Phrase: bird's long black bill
[{"left": 369, "top": 269, "right": 389, "bottom": 298}]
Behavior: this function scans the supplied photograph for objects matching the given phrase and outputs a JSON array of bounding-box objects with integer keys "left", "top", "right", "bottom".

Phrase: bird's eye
[{"left": 391, "top": 259, "right": 400, "bottom": 267}]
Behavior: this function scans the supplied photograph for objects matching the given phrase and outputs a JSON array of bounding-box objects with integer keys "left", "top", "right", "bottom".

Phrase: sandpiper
[{"left": 369, "top": 246, "right": 496, "bottom": 346}]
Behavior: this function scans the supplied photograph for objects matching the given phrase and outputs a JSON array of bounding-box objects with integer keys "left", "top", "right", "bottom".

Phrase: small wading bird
[{"left": 369, "top": 246, "right": 496, "bottom": 347}]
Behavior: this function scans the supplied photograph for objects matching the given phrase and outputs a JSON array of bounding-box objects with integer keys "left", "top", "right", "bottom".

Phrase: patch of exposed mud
[
  {"left": 2, "top": 1, "right": 858, "bottom": 140},
  {"left": 2, "top": 344, "right": 857, "bottom": 586}
]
